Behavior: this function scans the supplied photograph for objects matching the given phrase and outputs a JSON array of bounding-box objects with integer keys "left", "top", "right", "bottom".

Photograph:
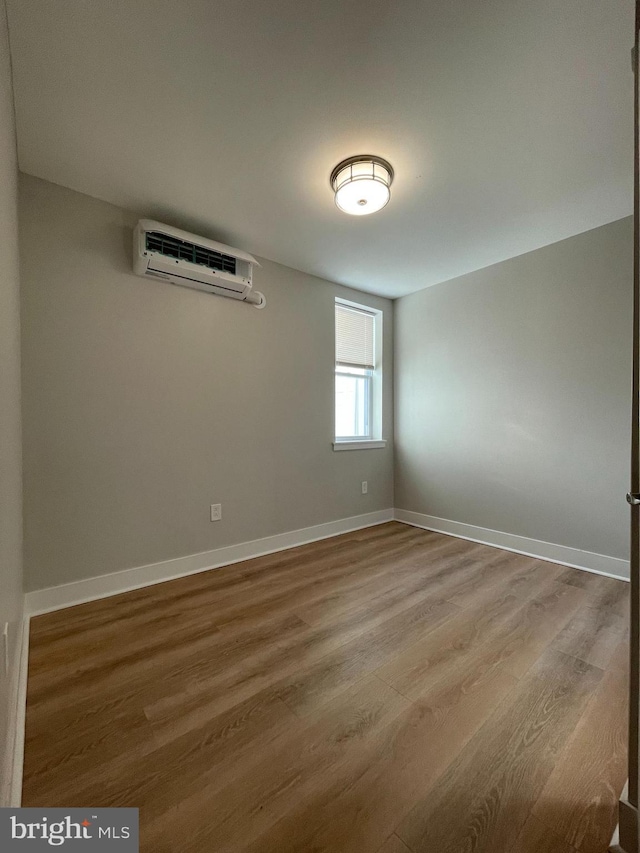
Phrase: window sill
[{"left": 332, "top": 440, "right": 387, "bottom": 451}]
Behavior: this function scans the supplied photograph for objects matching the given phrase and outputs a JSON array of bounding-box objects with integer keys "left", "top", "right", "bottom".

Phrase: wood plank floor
[{"left": 22, "top": 522, "right": 629, "bottom": 853}]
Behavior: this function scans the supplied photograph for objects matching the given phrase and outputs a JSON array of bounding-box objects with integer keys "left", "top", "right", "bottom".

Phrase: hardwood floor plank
[
  {"left": 443, "top": 554, "right": 553, "bottom": 607},
  {"left": 585, "top": 577, "right": 630, "bottom": 619},
  {"left": 375, "top": 588, "right": 521, "bottom": 699},
  {"left": 608, "top": 635, "right": 630, "bottom": 673},
  {"left": 27, "top": 610, "right": 309, "bottom": 720},
  {"left": 145, "top": 595, "right": 458, "bottom": 741},
  {"left": 22, "top": 695, "right": 157, "bottom": 803},
  {"left": 376, "top": 833, "right": 414, "bottom": 853},
  {"left": 374, "top": 569, "right": 565, "bottom": 700},
  {"left": 277, "top": 596, "right": 460, "bottom": 717},
  {"left": 509, "top": 814, "right": 578, "bottom": 853},
  {"left": 485, "top": 558, "right": 564, "bottom": 601},
  {"left": 557, "top": 570, "right": 629, "bottom": 619},
  {"left": 395, "top": 650, "right": 603, "bottom": 853},
  {"left": 531, "top": 667, "right": 628, "bottom": 852},
  {"left": 239, "top": 651, "right": 519, "bottom": 853},
  {"left": 551, "top": 604, "right": 626, "bottom": 669},
  {"left": 379, "top": 578, "right": 584, "bottom": 704},
  {"left": 557, "top": 568, "right": 606, "bottom": 590},
  {"left": 483, "top": 582, "right": 586, "bottom": 680},
  {"left": 140, "top": 675, "right": 411, "bottom": 852},
  {"left": 291, "top": 536, "right": 483, "bottom": 628},
  {"left": 208, "top": 531, "right": 450, "bottom": 634},
  {"left": 29, "top": 689, "right": 299, "bottom": 811}
]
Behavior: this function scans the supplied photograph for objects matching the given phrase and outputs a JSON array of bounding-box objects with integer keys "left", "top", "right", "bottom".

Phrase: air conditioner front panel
[
  {"left": 144, "top": 254, "right": 250, "bottom": 294},
  {"left": 145, "top": 266, "right": 247, "bottom": 299}
]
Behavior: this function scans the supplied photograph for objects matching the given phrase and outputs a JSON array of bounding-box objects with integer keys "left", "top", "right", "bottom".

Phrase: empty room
[{"left": 0, "top": 1, "right": 638, "bottom": 852}]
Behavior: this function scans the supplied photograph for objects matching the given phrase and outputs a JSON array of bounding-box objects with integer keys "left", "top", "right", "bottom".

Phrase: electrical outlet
[
  {"left": 2, "top": 623, "right": 8, "bottom": 678},
  {"left": 210, "top": 503, "right": 222, "bottom": 522},
  {"left": 361, "top": 481, "right": 368, "bottom": 494}
]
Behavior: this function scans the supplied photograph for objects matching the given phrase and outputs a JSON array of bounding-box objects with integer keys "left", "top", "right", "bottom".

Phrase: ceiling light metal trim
[{"left": 330, "top": 155, "right": 394, "bottom": 216}]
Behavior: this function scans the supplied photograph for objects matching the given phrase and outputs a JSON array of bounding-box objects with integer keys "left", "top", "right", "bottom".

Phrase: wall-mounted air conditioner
[{"left": 133, "top": 220, "right": 265, "bottom": 307}]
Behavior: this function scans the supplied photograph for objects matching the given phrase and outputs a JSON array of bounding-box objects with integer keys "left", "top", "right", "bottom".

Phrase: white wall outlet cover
[
  {"left": 361, "top": 481, "right": 368, "bottom": 494},
  {"left": 210, "top": 504, "right": 222, "bottom": 522}
]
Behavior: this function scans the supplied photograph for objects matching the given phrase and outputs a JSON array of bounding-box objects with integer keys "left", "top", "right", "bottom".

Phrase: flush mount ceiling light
[{"left": 330, "top": 155, "right": 394, "bottom": 216}]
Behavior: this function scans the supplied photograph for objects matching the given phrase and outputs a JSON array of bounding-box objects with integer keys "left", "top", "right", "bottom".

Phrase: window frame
[
  {"left": 334, "top": 365, "right": 373, "bottom": 442},
  {"left": 333, "top": 298, "right": 386, "bottom": 451}
]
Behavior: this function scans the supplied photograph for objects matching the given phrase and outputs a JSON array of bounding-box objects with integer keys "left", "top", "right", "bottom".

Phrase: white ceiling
[{"left": 6, "top": 0, "right": 634, "bottom": 298}]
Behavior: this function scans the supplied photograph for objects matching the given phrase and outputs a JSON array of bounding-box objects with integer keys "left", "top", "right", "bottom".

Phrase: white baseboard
[
  {"left": 25, "top": 509, "right": 395, "bottom": 616},
  {"left": 25, "top": 506, "right": 629, "bottom": 617},
  {"left": 1, "top": 611, "right": 29, "bottom": 807},
  {"left": 394, "top": 509, "right": 629, "bottom": 581}
]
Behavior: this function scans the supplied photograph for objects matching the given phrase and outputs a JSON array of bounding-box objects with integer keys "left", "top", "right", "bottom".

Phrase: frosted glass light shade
[{"left": 330, "top": 156, "right": 394, "bottom": 216}]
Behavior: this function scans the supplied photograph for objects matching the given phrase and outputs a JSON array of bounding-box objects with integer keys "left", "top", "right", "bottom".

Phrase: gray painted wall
[
  {"left": 395, "top": 217, "right": 633, "bottom": 563},
  {"left": 19, "top": 175, "right": 394, "bottom": 591},
  {"left": 0, "top": 0, "right": 23, "bottom": 803}
]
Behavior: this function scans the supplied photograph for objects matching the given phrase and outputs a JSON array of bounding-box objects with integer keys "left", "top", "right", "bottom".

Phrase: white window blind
[{"left": 335, "top": 304, "right": 375, "bottom": 369}]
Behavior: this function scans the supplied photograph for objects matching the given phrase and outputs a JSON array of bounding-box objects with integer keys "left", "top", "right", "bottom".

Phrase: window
[{"left": 334, "top": 300, "right": 385, "bottom": 450}]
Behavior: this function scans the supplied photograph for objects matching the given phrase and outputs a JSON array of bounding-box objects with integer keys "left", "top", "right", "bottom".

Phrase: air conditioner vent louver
[{"left": 145, "top": 231, "right": 237, "bottom": 275}]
